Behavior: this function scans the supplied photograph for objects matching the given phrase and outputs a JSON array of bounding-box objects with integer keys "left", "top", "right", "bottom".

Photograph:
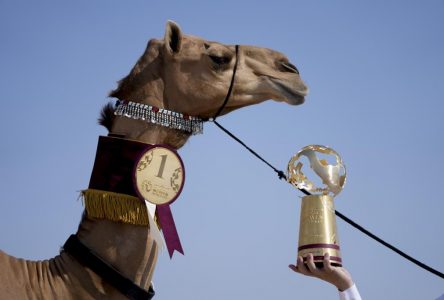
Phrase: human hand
[{"left": 289, "top": 253, "right": 354, "bottom": 291}]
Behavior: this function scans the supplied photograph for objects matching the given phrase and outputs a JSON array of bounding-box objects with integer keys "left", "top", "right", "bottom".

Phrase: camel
[{"left": 0, "top": 21, "right": 308, "bottom": 299}]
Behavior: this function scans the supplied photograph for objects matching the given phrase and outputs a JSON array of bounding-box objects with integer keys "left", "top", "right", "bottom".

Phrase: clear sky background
[{"left": 1, "top": 1, "right": 443, "bottom": 299}]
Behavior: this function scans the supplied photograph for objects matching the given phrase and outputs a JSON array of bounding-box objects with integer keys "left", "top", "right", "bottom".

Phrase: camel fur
[{"left": 0, "top": 21, "right": 308, "bottom": 299}]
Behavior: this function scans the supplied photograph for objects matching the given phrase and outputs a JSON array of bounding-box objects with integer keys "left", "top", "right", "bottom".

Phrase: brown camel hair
[{"left": 0, "top": 21, "right": 308, "bottom": 299}]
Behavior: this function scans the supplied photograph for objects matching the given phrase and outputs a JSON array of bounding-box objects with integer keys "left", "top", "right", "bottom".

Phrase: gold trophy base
[{"left": 298, "top": 194, "right": 342, "bottom": 267}]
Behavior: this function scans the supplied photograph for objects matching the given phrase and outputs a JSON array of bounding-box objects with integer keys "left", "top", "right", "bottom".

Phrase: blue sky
[{"left": 1, "top": 1, "right": 443, "bottom": 299}]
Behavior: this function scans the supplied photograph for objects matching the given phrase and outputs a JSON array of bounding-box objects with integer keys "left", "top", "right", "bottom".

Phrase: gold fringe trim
[{"left": 81, "top": 189, "right": 149, "bottom": 226}]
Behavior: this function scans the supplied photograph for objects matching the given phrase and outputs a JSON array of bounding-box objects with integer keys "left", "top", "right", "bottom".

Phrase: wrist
[{"left": 336, "top": 279, "right": 354, "bottom": 292}]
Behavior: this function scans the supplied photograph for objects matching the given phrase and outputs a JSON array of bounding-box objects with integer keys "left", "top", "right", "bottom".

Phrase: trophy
[{"left": 287, "top": 145, "right": 346, "bottom": 267}]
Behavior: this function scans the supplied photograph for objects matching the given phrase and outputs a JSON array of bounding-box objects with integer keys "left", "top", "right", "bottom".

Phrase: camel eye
[{"left": 209, "top": 55, "right": 231, "bottom": 65}]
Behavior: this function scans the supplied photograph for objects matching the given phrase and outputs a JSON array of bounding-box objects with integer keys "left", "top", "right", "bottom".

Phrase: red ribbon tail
[{"left": 156, "top": 204, "right": 184, "bottom": 258}]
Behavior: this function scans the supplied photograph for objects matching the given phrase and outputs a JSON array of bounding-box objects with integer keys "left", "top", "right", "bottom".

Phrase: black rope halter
[{"left": 211, "top": 44, "right": 240, "bottom": 121}]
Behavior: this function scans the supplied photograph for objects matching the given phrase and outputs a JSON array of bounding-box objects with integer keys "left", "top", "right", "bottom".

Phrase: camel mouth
[{"left": 268, "top": 78, "right": 308, "bottom": 105}]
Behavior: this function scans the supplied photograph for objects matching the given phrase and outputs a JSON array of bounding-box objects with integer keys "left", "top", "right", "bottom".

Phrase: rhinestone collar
[{"left": 114, "top": 101, "right": 204, "bottom": 135}]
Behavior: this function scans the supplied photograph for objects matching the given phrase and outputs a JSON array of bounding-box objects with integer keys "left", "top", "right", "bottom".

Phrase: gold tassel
[{"left": 81, "top": 189, "right": 149, "bottom": 226}]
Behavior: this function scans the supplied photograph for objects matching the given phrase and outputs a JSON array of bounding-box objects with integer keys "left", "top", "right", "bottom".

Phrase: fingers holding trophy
[{"left": 287, "top": 145, "right": 346, "bottom": 267}]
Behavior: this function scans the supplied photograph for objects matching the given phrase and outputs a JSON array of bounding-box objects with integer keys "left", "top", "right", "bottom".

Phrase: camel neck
[
  {"left": 75, "top": 216, "right": 158, "bottom": 293},
  {"left": 110, "top": 115, "right": 191, "bottom": 149},
  {"left": 109, "top": 72, "right": 191, "bottom": 147},
  {"left": 63, "top": 136, "right": 161, "bottom": 296}
]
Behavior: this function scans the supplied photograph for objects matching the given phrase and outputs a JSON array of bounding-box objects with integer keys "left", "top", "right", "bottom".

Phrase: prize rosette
[{"left": 134, "top": 146, "right": 185, "bottom": 258}]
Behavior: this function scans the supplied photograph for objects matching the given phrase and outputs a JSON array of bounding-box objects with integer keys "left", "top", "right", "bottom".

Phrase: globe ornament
[{"left": 287, "top": 145, "right": 346, "bottom": 197}]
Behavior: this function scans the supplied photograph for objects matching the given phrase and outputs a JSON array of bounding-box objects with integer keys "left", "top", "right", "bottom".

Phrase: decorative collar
[
  {"left": 83, "top": 135, "right": 184, "bottom": 257},
  {"left": 83, "top": 136, "right": 153, "bottom": 226},
  {"left": 114, "top": 100, "right": 204, "bottom": 135}
]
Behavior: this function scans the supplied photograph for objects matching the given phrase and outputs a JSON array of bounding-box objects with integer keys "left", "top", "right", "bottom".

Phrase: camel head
[{"left": 105, "top": 21, "right": 308, "bottom": 145}]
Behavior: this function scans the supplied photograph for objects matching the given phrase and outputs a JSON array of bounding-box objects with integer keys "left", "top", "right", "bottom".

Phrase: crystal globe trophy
[{"left": 287, "top": 145, "right": 346, "bottom": 267}]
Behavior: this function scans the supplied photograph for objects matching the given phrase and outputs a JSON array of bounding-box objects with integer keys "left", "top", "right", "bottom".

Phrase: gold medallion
[{"left": 134, "top": 146, "right": 185, "bottom": 205}]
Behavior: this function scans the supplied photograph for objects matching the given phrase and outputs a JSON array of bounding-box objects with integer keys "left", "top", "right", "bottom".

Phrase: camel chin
[{"left": 265, "top": 77, "right": 308, "bottom": 106}]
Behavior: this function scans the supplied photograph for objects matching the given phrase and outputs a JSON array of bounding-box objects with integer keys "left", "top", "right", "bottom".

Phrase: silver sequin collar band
[{"left": 114, "top": 100, "right": 204, "bottom": 135}]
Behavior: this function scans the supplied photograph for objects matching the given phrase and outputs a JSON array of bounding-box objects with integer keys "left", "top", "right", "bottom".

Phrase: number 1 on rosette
[{"left": 134, "top": 146, "right": 185, "bottom": 258}]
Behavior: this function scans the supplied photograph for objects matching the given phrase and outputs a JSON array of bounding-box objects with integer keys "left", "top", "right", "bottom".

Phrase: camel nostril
[{"left": 280, "top": 62, "right": 299, "bottom": 74}]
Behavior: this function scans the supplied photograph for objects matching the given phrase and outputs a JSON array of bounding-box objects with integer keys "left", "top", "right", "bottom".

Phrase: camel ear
[{"left": 164, "top": 20, "right": 183, "bottom": 54}]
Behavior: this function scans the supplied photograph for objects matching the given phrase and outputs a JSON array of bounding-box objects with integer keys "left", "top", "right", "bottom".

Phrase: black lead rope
[
  {"left": 213, "top": 119, "right": 287, "bottom": 180},
  {"left": 208, "top": 44, "right": 444, "bottom": 280},
  {"left": 210, "top": 120, "right": 444, "bottom": 280}
]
